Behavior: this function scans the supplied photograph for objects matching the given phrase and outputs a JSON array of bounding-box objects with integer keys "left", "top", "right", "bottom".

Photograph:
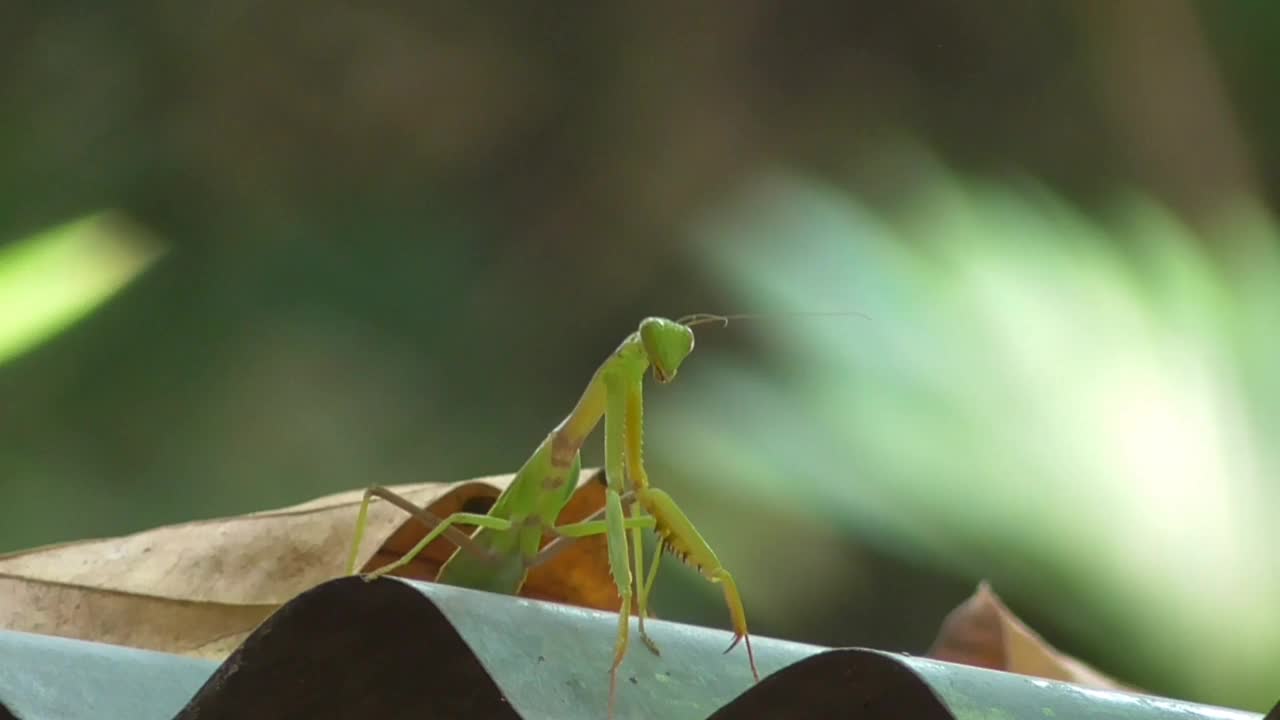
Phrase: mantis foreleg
[
  {"left": 638, "top": 487, "right": 756, "bottom": 673},
  {"left": 615, "top": 363, "right": 760, "bottom": 698}
]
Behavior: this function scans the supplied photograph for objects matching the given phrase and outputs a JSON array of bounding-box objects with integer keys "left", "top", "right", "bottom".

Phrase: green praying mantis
[{"left": 344, "top": 315, "right": 758, "bottom": 717}]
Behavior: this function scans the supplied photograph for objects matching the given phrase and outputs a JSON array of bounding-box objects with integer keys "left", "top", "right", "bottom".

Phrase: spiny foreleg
[{"left": 638, "top": 487, "right": 759, "bottom": 681}]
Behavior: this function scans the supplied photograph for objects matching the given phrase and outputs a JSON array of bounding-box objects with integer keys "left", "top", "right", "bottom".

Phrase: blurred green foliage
[
  {"left": 2, "top": 1, "right": 1277, "bottom": 713},
  {"left": 0, "top": 214, "right": 162, "bottom": 365},
  {"left": 658, "top": 159, "right": 1279, "bottom": 707}
]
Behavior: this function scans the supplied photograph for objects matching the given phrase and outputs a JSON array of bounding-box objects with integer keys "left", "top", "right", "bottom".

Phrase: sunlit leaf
[{"left": 0, "top": 213, "right": 164, "bottom": 365}]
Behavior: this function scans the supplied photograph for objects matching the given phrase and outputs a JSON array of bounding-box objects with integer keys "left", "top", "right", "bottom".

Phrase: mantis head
[{"left": 639, "top": 316, "right": 695, "bottom": 384}]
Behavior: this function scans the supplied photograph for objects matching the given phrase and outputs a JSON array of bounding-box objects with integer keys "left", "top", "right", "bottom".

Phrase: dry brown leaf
[
  {"left": 927, "top": 580, "right": 1133, "bottom": 690},
  {"left": 0, "top": 473, "right": 525, "bottom": 659},
  {"left": 0, "top": 575, "right": 275, "bottom": 658}
]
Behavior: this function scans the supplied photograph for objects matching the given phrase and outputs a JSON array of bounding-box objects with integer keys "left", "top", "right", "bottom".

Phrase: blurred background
[{"left": 2, "top": 0, "right": 1277, "bottom": 710}]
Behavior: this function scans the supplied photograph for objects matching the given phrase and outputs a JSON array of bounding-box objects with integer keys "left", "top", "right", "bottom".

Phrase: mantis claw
[
  {"left": 360, "top": 564, "right": 398, "bottom": 583},
  {"left": 640, "top": 631, "right": 661, "bottom": 657}
]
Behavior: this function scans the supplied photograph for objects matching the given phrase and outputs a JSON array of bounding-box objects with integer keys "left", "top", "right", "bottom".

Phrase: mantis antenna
[
  {"left": 676, "top": 313, "right": 731, "bottom": 328},
  {"left": 677, "top": 310, "right": 873, "bottom": 328}
]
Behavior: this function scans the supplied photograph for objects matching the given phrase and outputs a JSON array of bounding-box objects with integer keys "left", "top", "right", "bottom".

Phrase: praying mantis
[{"left": 344, "top": 315, "right": 758, "bottom": 717}]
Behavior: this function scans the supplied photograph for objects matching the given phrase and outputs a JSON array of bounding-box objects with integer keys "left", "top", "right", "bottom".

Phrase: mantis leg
[
  {"left": 364, "top": 486, "right": 489, "bottom": 552},
  {"left": 360, "top": 510, "right": 514, "bottom": 581},
  {"left": 638, "top": 487, "right": 759, "bottom": 682},
  {"left": 621, "top": 374, "right": 663, "bottom": 656},
  {"left": 548, "top": 514, "right": 655, "bottom": 539},
  {"left": 629, "top": 503, "right": 661, "bottom": 656},
  {"left": 618, "top": 375, "right": 757, "bottom": 679},
  {"left": 637, "top": 522, "right": 663, "bottom": 654},
  {"left": 601, "top": 372, "right": 634, "bottom": 720},
  {"left": 345, "top": 485, "right": 494, "bottom": 575}
]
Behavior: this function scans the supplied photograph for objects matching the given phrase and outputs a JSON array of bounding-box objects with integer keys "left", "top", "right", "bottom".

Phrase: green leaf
[{"left": 0, "top": 213, "right": 164, "bottom": 365}]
